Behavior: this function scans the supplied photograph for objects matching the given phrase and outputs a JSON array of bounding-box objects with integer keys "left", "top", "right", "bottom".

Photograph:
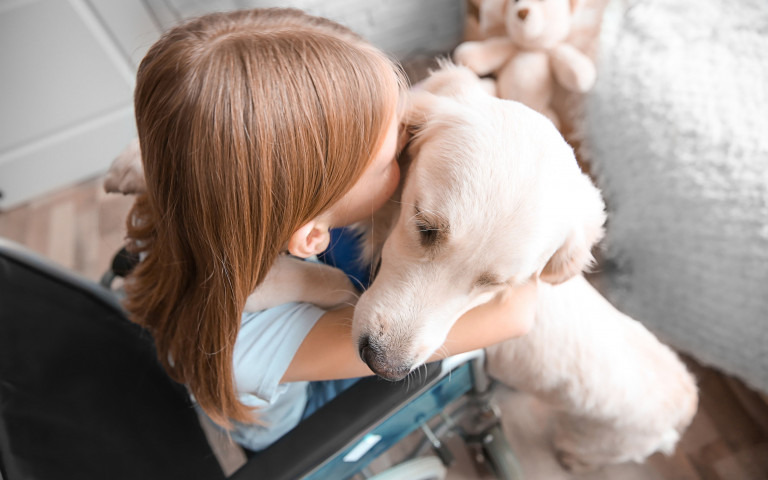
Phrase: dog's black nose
[{"left": 358, "top": 335, "right": 411, "bottom": 381}]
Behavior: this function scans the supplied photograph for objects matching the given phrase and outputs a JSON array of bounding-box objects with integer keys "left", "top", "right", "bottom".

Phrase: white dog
[
  {"left": 351, "top": 63, "right": 605, "bottom": 376},
  {"left": 350, "top": 63, "right": 697, "bottom": 470},
  {"left": 105, "top": 64, "right": 696, "bottom": 470}
]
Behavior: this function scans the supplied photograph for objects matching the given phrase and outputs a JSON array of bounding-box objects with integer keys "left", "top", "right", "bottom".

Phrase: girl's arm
[{"left": 281, "top": 279, "right": 538, "bottom": 382}]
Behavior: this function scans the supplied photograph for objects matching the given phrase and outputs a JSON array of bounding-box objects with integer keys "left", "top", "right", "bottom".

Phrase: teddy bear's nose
[{"left": 517, "top": 8, "right": 529, "bottom": 20}]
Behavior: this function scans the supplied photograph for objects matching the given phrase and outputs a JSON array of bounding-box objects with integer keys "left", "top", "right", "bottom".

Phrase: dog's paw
[{"left": 104, "top": 138, "right": 145, "bottom": 194}]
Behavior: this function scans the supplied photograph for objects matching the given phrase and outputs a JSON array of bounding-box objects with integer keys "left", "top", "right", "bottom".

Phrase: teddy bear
[{"left": 454, "top": 0, "right": 596, "bottom": 128}]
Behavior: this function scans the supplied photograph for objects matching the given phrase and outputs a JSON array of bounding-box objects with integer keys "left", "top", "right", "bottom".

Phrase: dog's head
[{"left": 353, "top": 64, "right": 605, "bottom": 380}]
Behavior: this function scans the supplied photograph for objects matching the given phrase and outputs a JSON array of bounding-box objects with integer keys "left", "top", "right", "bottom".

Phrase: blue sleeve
[
  {"left": 232, "top": 302, "right": 325, "bottom": 402},
  {"left": 318, "top": 227, "right": 372, "bottom": 290}
]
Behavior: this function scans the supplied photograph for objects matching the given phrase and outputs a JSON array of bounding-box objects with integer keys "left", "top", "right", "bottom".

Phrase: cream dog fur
[
  {"left": 487, "top": 275, "right": 697, "bottom": 470},
  {"left": 351, "top": 63, "right": 697, "bottom": 470},
  {"left": 352, "top": 63, "right": 605, "bottom": 378}
]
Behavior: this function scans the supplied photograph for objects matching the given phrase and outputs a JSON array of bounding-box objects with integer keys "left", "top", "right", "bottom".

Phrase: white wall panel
[{"left": 0, "top": 0, "right": 143, "bottom": 209}]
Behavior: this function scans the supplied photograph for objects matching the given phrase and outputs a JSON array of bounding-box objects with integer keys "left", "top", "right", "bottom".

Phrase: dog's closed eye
[
  {"left": 414, "top": 205, "right": 448, "bottom": 248},
  {"left": 416, "top": 220, "right": 439, "bottom": 247}
]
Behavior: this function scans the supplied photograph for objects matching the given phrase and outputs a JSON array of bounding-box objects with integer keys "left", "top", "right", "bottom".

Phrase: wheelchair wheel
[
  {"left": 367, "top": 456, "right": 447, "bottom": 480},
  {"left": 481, "top": 424, "right": 524, "bottom": 480}
]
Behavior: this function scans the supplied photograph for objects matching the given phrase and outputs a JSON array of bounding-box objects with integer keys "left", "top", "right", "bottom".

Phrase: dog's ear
[
  {"left": 401, "top": 90, "right": 440, "bottom": 141},
  {"left": 540, "top": 174, "right": 606, "bottom": 284},
  {"left": 401, "top": 64, "right": 487, "bottom": 143},
  {"left": 396, "top": 91, "right": 441, "bottom": 174}
]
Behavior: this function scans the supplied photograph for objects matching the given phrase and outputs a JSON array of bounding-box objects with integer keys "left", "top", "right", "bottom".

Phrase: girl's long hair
[{"left": 124, "top": 8, "right": 403, "bottom": 427}]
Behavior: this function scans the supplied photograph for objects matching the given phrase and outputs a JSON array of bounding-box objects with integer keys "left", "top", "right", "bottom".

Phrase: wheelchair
[{"left": 0, "top": 236, "right": 523, "bottom": 479}]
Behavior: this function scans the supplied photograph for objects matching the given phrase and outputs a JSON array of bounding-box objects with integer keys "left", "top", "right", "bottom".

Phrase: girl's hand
[{"left": 437, "top": 278, "right": 538, "bottom": 359}]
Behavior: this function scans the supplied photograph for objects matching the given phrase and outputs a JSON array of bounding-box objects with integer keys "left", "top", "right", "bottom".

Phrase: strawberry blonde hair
[{"left": 124, "top": 8, "right": 403, "bottom": 427}]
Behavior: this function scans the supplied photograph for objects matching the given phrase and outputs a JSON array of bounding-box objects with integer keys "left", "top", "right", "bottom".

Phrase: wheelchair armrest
[{"left": 231, "top": 362, "right": 444, "bottom": 480}]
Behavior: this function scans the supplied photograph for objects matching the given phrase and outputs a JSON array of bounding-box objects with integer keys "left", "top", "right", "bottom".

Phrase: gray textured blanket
[{"left": 585, "top": 0, "right": 768, "bottom": 392}]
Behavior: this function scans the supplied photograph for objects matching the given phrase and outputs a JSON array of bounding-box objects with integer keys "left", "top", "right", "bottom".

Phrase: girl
[{"left": 124, "top": 8, "right": 538, "bottom": 451}]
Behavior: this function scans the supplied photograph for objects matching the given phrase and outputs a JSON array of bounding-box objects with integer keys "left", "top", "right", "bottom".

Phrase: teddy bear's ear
[
  {"left": 480, "top": 0, "right": 507, "bottom": 37},
  {"left": 540, "top": 173, "right": 606, "bottom": 284},
  {"left": 569, "top": 0, "right": 584, "bottom": 12}
]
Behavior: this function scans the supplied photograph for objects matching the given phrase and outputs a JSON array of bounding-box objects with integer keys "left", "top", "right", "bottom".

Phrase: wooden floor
[
  {"left": 2, "top": 175, "right": 768, "bottom": 480},
  {"left": 0, "top": 176, "right": 134, "bottom": 282}
]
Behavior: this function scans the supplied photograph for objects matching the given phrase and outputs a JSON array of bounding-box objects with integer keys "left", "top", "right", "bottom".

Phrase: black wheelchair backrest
[{"left": 0, "top": 238, "right": 224, "bottom": 480}]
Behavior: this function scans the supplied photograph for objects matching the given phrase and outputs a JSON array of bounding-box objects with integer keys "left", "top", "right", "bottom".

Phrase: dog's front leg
[{"left": 244, "top": 255, "right": 359, "bottom": 312}]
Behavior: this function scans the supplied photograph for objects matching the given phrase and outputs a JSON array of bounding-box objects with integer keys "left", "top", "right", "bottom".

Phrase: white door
[{"left": 0, "top": 0, "right": 160, "bottom": 210}]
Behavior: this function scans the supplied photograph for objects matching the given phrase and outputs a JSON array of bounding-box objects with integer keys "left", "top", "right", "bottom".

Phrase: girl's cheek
[
  {"left": 372, "top": 161, "right": 400, "bottom": 213},
  {"left": 387, "top": 161, "right": 401, "bottom": 197}
]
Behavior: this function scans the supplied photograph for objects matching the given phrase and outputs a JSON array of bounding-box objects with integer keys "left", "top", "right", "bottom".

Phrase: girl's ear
[{"left": 287, "top": 220, "right": 332, "bottom": 258}]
